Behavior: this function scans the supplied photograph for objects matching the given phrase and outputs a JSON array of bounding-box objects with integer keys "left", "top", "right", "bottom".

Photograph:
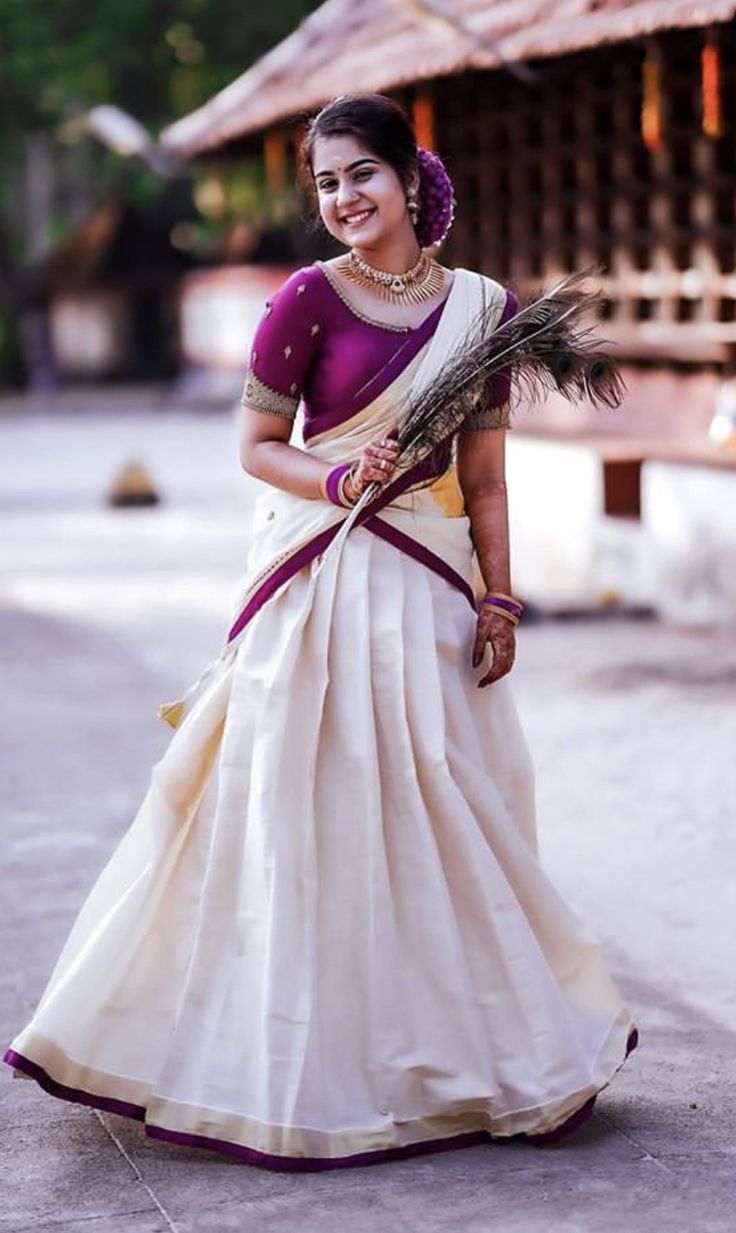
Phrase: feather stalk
[{"left": 330, "top": 265, "right": 626, "bottom": 536}]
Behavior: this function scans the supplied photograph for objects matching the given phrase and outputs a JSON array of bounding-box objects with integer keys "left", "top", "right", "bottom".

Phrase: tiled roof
[{"left": 160, "top": 0, "right": 736, "bottom": 155}]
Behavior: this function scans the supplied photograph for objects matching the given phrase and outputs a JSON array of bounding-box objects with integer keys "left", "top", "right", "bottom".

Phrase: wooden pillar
[
  {"left": 572, "top": 69, "right": 598, "bottom": 272},
  {"left": 539, "top": 85, "right": 567, "bottom": 280},
  {"left": 610, "top": 60, "right": 638, "bottom": 325},
  {"left": 691, "top": 31, "right": 721, "bottom": 324},
  {"left": 645, "top": 40, "right": 677, "bottom": 324},
  {"left": 506, "top": 89, "right": 532, "bottom": 283},
  {"left": 476, "top": 77, "right": 505, "bottom": 277}
]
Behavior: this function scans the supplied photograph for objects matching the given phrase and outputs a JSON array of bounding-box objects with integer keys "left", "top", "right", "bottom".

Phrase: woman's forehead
[{"left": 312, "top": 133, "right": 378, "bottom": 175}]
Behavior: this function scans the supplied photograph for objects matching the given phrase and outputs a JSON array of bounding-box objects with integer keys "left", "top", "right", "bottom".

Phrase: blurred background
[
  {"left": 2, "top": 0, "right": 736, "bottom": 619},
  {"left": 1, "top": 5, "right": 735, "bottom": 1228}
]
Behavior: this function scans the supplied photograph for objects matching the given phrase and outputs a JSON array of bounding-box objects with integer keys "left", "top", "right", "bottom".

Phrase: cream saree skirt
[{"left": 5, "top": 516, "right": 637, "bottom": 1168}]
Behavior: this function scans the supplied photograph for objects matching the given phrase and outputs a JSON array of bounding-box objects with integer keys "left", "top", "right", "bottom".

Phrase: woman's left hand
[{"left": 472, "top": 610, "right": 516, "bottom": 686}]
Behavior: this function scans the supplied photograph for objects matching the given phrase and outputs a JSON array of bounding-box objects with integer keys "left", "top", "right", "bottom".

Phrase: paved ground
[{"left": 1, "top": 390, "right": 734, "bottom": 1232}]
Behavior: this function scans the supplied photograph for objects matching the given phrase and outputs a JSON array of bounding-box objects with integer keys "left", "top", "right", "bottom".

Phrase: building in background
[
  {"left": 25, "top": 201, "right": 194, "bottom": 384},
  {"left": 160, "top": 0, "right": 736, "bottom": 624}
]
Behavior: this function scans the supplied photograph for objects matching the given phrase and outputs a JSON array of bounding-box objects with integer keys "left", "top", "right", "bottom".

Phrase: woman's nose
[{"left": 335, "top": 181, "right": 359, "bottom": 210}]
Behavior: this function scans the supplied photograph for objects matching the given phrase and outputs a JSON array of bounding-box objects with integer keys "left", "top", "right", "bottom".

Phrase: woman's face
[{"left": 311, "top": 133, "right": 415, "bottom": 249}]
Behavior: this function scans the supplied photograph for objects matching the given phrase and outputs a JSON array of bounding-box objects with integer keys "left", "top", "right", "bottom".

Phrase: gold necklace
[{"left": 343, "top": 248, "right": 446, "bottom": 304}]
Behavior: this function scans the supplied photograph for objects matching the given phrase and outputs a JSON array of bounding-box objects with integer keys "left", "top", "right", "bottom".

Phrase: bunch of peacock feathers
[
  {"left": 397, "top": 264, "right": 625, "bottom": 468},
  {"left": 328, "top": 266, "right": 626, "bottom": 537}
]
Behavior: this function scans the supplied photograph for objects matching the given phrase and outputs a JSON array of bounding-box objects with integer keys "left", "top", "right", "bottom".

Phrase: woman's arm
[
  {"left": 239, "top": 407, "right": 330, "bottom": 500},
  {"left": 239, "top": 407, "right": 399, "bottom": 502},
  {"left": 456, "top": 425, "right": 517, "bottom": 686},
  {"left": 237, "top": 266, "right": 398, "bottom": 501},
  {"left": 457, "top": 425, "right": 511, "bottom": 592}
]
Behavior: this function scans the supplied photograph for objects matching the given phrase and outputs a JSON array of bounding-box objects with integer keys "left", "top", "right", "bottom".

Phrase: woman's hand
[
  {"left": 346, "top": 431, "right": 401, "bottom": 500},
  {"left": 472, "top": 609, "right": 516, "bottom": 686}
]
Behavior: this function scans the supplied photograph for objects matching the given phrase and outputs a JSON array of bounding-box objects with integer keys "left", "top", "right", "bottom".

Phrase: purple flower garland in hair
[{"left": 414, "top": 147, "right": 456, "bottom": 249}]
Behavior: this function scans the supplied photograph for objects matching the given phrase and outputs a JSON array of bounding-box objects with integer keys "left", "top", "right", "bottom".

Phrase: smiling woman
[
  {"left": 314, "top": 146, "right": 414, "bottom": 251},
  {"left": 4, "top": 93, "right": 638, "bottom": 1171}
]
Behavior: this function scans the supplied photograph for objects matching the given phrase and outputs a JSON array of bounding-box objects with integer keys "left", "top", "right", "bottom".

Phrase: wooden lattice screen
[{"left": 425, "top": 24, "right": 736, "bottom": 366}]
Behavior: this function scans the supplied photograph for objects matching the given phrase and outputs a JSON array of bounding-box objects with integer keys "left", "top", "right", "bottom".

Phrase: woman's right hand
[{"left": 347, "top": 431, "right": 401, "bottom": 500}]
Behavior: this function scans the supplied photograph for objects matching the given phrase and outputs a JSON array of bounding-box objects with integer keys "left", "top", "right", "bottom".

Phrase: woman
[{"left": 4, "top": 94, "right": 638, "bottom": 1170}]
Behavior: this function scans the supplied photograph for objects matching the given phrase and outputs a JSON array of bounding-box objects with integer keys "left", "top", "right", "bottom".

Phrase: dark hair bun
[{"left": 415, "top": 147, "right": 456, "bottom": 249}]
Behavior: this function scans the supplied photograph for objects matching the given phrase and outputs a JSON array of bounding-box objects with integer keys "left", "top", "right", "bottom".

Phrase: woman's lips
[{"left": 341, "top": 208, "right": 376, "bottom": 228}]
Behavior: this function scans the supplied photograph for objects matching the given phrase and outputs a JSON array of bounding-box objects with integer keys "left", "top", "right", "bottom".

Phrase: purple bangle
[
  {"left": 482, "top": 596, "right": 524, "bottom": 619},
  {"left": 324, "top": 464, "right": 352, "bottom": 507}
]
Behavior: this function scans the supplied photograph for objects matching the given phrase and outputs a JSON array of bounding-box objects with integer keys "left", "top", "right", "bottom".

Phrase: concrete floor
[{"left": 1, "top": 391, "right": 734, "bottom": 1232}]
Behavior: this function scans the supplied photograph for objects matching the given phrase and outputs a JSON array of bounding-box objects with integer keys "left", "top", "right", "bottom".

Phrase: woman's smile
[
  {"left": 339, "top": 206, "right": 376, "bottom": 228},
  {"left": 311, "top": 134, "right": 416, "bottom": 253}
]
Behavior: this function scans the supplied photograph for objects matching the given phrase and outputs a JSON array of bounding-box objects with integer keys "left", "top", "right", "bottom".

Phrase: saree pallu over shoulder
[{"left": 158, "top": 271, "right": 508, "bottom": 728}]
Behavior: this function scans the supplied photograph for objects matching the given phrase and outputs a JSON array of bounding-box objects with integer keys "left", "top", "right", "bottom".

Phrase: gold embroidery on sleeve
[
  {"left": 241, "top": 370, "right": 299, "bottom": 419},
  {"left": 458, "top": 400, "right": 511, "bottom": 433}
]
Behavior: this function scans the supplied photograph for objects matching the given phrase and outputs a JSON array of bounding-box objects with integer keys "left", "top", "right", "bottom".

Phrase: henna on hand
[
  {"left": 472, "top": 609, "right": 516, "bottom": 686},
  {"left": 351, "top": 431, "right": 401, "bottom": 495}
]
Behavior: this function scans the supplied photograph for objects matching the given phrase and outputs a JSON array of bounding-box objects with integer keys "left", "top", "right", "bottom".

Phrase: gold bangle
[
  {"left": 346, "top": 465, "right": 365, "bottom": 505},
  {"left": 483, "top": 604, "right": 519, "bottom": 625},
  {"left": 485, "top": 591, "right": 524, "bottom": 609},
  {"left": 337, "top": 468, "right": 358, "bottom": 507}
]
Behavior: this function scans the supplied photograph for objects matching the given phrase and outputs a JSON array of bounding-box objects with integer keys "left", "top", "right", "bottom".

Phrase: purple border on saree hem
[
  {"left": 145, "top": 1123, "right": 492, "bottom": 1171},
  {"left": 3, "top": 1048, "right": 146, "bottom": 1121},
  {"left": 3, "top": 1045, "right": 490, "bottom": 1170},
  {"left": 2, "top": 1026, "right": 639, "bottom": 1169},
  {"left": 524, "top": 1025, "right": 640, "bottom": 1148}
]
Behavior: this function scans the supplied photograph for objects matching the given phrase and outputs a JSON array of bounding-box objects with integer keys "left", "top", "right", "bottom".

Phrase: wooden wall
[{"left": 427, "top": 24, "right": 736, "bottom": 369}]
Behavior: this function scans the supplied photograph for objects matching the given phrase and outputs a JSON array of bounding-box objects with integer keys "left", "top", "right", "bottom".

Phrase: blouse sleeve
[
  {"left": 458, "top": 287, "right": 518, "bottom": 433},
  {"left": 241, "top": 268, "right": 322, "bottom": 420}
]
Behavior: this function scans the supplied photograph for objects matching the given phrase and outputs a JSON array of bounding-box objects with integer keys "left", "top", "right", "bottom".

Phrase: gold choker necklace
[{"left": 343, "top": 248, "right": 445, "bottom": 304}]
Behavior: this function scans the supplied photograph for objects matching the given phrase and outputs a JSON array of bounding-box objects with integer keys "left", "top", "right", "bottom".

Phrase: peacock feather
[
  {"left": 327, "top": 265, "right": 626, "bottom": 538},
  {"left": 397, "top": 265, "right": 626, "bottom": 468}
]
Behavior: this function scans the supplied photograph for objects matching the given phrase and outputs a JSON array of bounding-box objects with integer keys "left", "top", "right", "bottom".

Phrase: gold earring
[{"left": 407, "top": 187, "right": 421, "bottom": 224}]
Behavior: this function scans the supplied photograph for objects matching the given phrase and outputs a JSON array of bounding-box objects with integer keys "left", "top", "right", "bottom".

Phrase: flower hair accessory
[{"left": 414, "top": 147, "right": 456, "bottom": 249}]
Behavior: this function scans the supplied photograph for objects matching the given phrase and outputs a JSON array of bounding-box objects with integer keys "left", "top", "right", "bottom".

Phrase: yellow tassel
[{"left": 157, "top": 700, "right": 185, "bottom": 729}]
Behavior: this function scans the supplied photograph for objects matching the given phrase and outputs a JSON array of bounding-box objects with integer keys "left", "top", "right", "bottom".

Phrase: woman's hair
[
  {"left": 299, "top": 94, "right": 417, "bottom": 193},
  {"left": 298, "top": 93, "right": 456, "bottom": 248}
]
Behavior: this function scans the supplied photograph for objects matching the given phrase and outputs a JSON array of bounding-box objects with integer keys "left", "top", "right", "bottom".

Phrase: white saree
[{"left": 4, "top": 270, "right": 637, "bottom": 1168}]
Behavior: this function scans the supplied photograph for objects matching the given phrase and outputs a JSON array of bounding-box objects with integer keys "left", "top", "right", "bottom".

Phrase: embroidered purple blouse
[{"left": 242, "top": 261, "right": 517, "bottom": 441}]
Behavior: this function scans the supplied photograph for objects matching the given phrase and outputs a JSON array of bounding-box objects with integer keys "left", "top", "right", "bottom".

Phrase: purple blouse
[{"left": 242, "top": 262, "right": 517, "bottom": 441}]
